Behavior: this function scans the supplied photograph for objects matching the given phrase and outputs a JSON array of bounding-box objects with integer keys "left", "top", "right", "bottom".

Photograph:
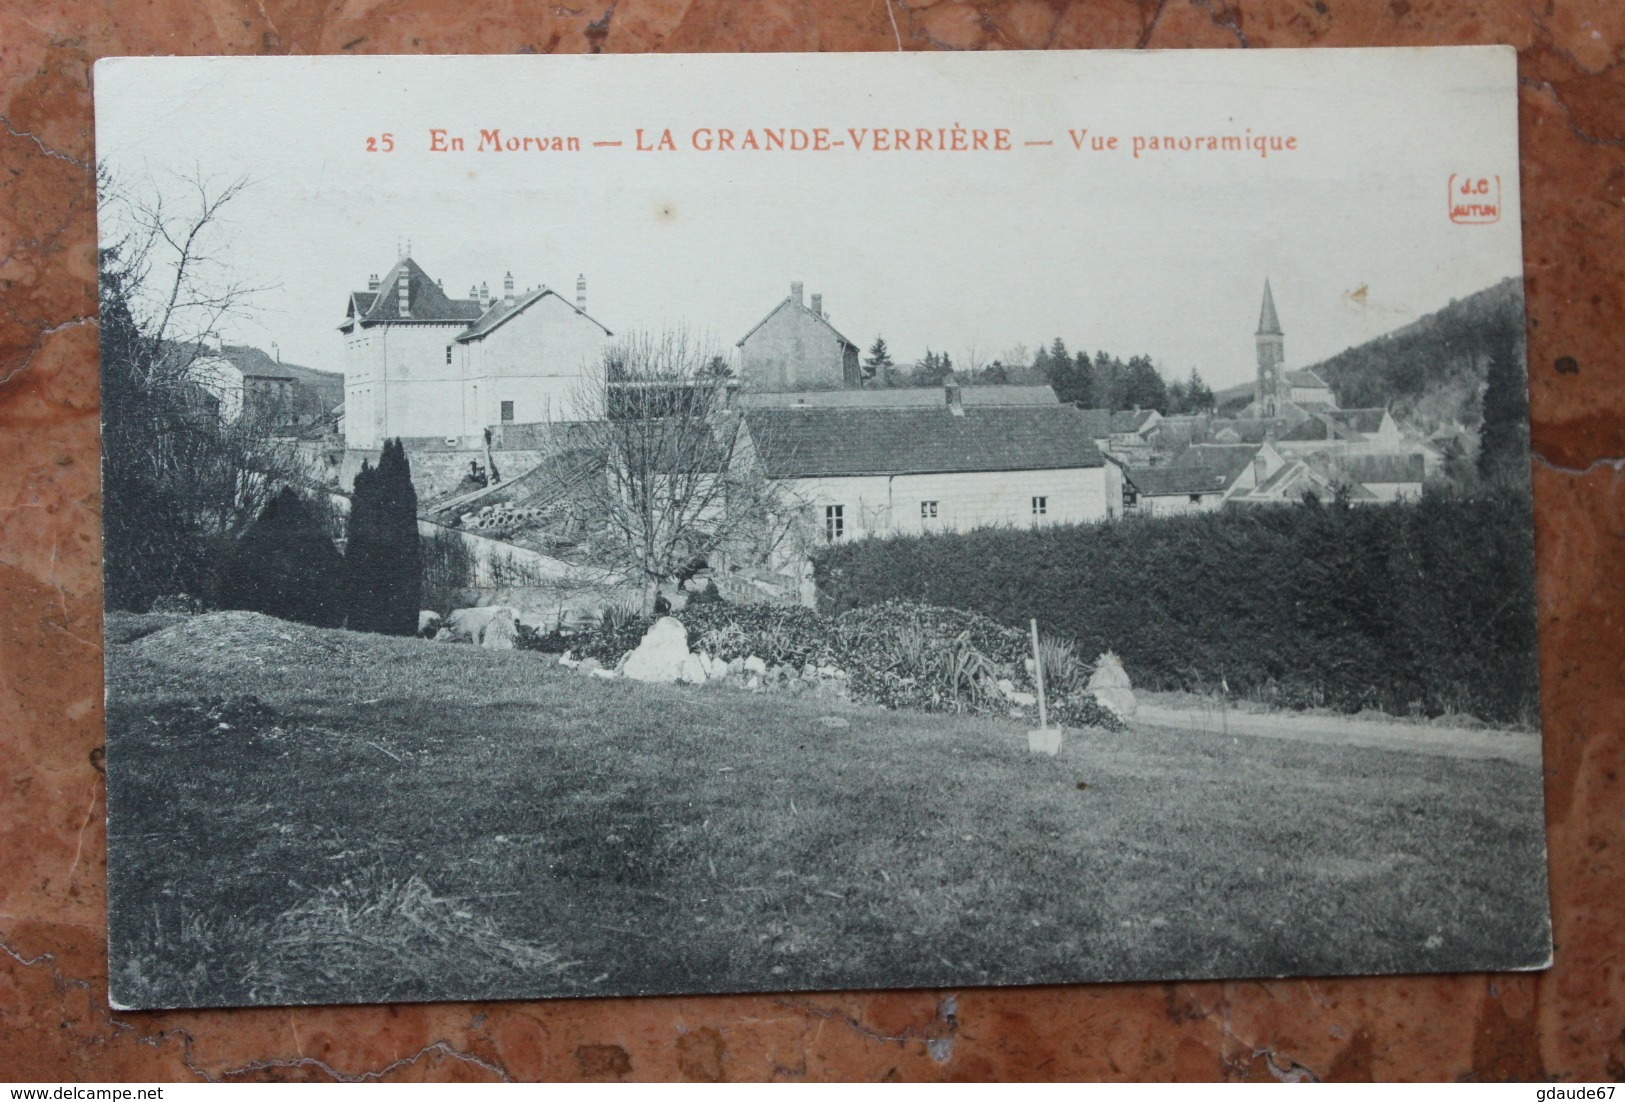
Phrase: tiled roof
[
  {"left": 737, "top": 297, "right": 858, "bottom": 351},
  {"left": 1331, "top": 452, "right": 1426, "bottom": 485},
  {"left": 739, "top": 385, "right": 1059, "bottom": 410},
  {"left": 1169, "top": 443, "right": 1264, "bottom": 491},
  {"left": 1276, "top": 416, "right": 1337, "bottom": 442},
  {"left": 1285, "top": 368, "right": 1329, "bottom": 389},
  {"left": 1324, "top": 408, "right": 1389, "bottom": 434},
  {"left": 456, "top": 287, "right": 612, "bottom": 343},
  {"left": 1072, "top": 408, "right": 1115, "bottom": 439},
  {"left": 1110, "top": 409, "right": 1159, "bottom": 434},
  {"left": 743, "top": 405, "right": 1105, "bottom": 479},
  {"left": 345, "top": 258, "right": 483, "bottom": 328},
  {"left": 1126, "top": 465, "right": 1232, "bottom": 496},
  {"left": 1206, "top": 418, "right": 1280, "bottom": 444}
]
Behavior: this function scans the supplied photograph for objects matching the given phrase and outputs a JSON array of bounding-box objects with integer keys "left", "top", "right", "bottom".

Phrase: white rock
[
  {"left": 679, "top": 652, "right": 709, "bottom": 684},
  {"left": 746, "top": 674, "right": 762, "bottom": 691},
  {"left": 441, "top": 606, "right": 518, "bottom": 649},
  {"left": 590, "top": 667, "right": 619, "bottom": 680},
  {"left": 1009, "top": 691, "right": 1037, "bottom": 708},
  {"left": 997, "top": 678, "right": 1017, "bottom": 699},
  {"left": 558, "top": 652, "right": 579, "bottom": 668},
  {"left": 621, "top": 616, "right": 692, "bottom": 683},
  {"left": 1086, "top": 651, "right": 1137, "bottom": 718},
  {"left": 743, "top": 655, "right": 768, "bottom": 675}
]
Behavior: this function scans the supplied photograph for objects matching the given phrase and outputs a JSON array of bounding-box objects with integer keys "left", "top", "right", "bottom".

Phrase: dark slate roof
[
  {"left": 1258, "top": 279, "right": 1283, "bottom": 335},
  {"left": 1109, "top": 409, "right": 1159, "bottom": 434},
  {"left": 743, "top": 405, "right": 1105, "bottom": 478},
  {"left": 1285, "top": 367, "right": 1329, "bottom": 389},
  {"left": 1277, "top": 416, "right": 1337, "bottom": 442},
  {"left": 736, "top": 296, "right": 858, "bottom": 351},
  {"left": 1331, "top": 452, "right": 1426, "bottom": 484},
  {"left": 456, "top": 287, "right": 612, "bottom": 343},
  {"left": 1072, "top": 408, "right": 1115, "bottom": 439},
  {"left": 1324, "top": 407, "right": 1389, "bottom": 434},
  {"left": 1126, "top": 465, "right": 1231, "bottom": 496},
  {"left": 1206, "top": 418, "right": 1280, "bottom": 444},
  {"left": 739, "top": 384, "right": 1059, "bottom": 410},
  {"left": 1169, "top": 443, "right": 1264, "bottom": 491},
  {"left": 343, "top": 258, "right": 483, "bottom": 329}
]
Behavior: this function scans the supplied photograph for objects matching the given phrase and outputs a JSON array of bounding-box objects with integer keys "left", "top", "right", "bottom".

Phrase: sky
[{"left": 94, "top": 49, "right": 1522, "bottom": 392}]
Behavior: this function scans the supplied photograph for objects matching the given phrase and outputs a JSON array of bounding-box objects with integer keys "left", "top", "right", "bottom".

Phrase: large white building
[
  {"left": 340, "top": 256, "right": 612, "bottom": 449},
  {"left": 741, "top": 383, "right": 1119, "bottom": 543}
]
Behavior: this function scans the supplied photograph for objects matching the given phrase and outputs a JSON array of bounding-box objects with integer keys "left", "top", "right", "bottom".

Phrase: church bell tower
[{"left": 1255, "top": 278, "right": 1286, "bottom": 417}]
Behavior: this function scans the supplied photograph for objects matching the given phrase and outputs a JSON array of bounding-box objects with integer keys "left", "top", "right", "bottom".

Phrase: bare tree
[
  {"left": 541, "top": 329, "right": 798, "bottom": 614},
  {"left": 99, "top": 168, "right": 313, "bottom": 609}
]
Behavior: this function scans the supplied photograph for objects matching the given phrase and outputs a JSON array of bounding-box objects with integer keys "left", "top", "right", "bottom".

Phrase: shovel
[{"left": 1027, "top": 618, "right": 1063, "bottom": 756}]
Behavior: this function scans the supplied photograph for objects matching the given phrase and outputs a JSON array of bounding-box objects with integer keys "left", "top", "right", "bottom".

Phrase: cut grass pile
[{"left": 105, "top": 611, "right": 1552, "bottom": 1009}]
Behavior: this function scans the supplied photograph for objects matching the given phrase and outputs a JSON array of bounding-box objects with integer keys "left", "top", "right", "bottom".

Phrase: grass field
[{"left": 104, "top": 611, "right": 1552, "bottom": 1010}]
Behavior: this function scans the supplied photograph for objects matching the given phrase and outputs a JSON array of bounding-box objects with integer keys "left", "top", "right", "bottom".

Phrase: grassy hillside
[
  {"left": 105, "top": 610, "right": 1549, "bottom": 1009},
  {"left": 1304, "top": 277, "right": 1524, "bottom": 430}
]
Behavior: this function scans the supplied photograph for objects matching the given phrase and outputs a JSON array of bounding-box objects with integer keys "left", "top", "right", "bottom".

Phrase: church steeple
[
  {"left": 1255, "top": 278, "right": 1287, "bottom": 416},
  {"left": 1257, "top": 278, "right": 1283, "bottom": 336}
]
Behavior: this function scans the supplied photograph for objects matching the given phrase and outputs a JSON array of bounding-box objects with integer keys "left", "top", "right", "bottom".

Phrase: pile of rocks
[{"left": 555, "top": 616, "right": 851, "bottom": 699}]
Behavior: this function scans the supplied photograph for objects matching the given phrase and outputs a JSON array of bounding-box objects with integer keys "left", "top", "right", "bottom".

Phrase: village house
[
  {"left": 1123, "top": 442, "right": 1288, "bottom": 516},
  {"left": 340, "top": 255, "right": 611, "bottom": 450},
  {"left": 736, "top": 282, "right": 861, "bottom": 391},
  {"left": 741, "top": 382, "right": 1119, "bottom": 541}
]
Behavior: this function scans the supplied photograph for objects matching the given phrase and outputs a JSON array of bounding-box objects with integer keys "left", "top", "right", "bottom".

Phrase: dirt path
[{"left": 1131, "top": 701, "right": 1542, "bottom": 767}]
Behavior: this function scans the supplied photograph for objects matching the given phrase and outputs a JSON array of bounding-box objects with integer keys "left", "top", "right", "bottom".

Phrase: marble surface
[{"left": 2, "top": 0, "right": 1623, "bottom": 1081}]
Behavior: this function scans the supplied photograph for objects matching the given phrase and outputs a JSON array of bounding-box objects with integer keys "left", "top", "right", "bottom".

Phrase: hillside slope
[{"left": 1304, "top": 277, "right": 1525, "bottom": 430}]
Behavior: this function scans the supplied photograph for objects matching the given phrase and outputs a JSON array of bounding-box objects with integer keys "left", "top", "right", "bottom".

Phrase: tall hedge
[
  {"left": 814, "top": 492, "right": 1540, "bottom": 725},
  {"left": 345, "top": 439, "right": 423, "bottom": 635}
]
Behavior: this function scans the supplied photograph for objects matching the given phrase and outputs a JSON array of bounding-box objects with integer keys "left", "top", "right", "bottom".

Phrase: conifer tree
[
  {"left": 1477, "top": 311, "right": 1530, "bottom": 488},
  {"left": 345, "top": 439, "right": 423, "bottom": 634},
  {"left": 863, "top": 336, "right": 895, "bottom": 386},
  {"left": 218, "top": 487, "right": 344, "bottom": 626}
]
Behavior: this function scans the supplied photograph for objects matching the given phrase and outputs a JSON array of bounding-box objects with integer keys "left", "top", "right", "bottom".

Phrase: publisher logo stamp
[{"left": 1449, "top": 174, "right": 1501, "bottom": 224}]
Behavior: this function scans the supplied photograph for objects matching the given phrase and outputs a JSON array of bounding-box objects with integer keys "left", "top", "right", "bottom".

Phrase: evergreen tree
[
  {"left": 219, "top": 487, "right": 344, "bottom": 626},
  {"left": 345, "top": 439, "right": 423, "bottom": 634},
  {"left": 1121, "top": 355, "right": 1170, "bottom": 412},
  {"left": 1032, "top": 341, "right": 1054, "bottom": 380},
  {"left": 980, "top": 360, "right": 1010, "bottom": 384},
  {"left": 909, "top": 349, "right": 954, "bottom": 387},
  {"left": 1093, "top": 350, "right": 1123, "bottom": 410},
  {"left": 1477, "top": 311, "right": 1530, "bottom": 487},
  {"left": 863, "top": 336, "right": 895, "bottom": 385},
  {"left": 1184, "top": 368, "right": 1215, "bottom": 413}
]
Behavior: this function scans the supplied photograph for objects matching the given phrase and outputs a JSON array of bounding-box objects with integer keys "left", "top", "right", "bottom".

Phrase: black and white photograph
[{"left": 95, "top": 48, "right": 1550, "bottom": 1010}]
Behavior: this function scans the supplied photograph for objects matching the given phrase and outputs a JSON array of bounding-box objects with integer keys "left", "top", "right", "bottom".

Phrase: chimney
[
  {"left": 1253, "top": 453, "right": 1267, "bottom": 482},
  {"left": 468, "top": 283, "right": 479, "bottom": 301},
  {"left": 790, "top": 281, "right": 804, "bottom": 306},
  {"left": 503, "top": 271, "right": 516, "bottom": 307},
  {"left": 810, "top": 293, "right": 823, "bottom": 318},
  {"left": 479, "top": 281, "right": 491, "bottom": 310},
  {"left": 576, "top": 273, "right": 587, "bottom": 311},
  {"left": 397, "top": 266, "right": 411, "bottom": 317},
  {"left": 945, "top": 380, "right": 964, "bottom": 416},
  {"left": 367, "top": 273, "right": 379, "bottom": 291}
]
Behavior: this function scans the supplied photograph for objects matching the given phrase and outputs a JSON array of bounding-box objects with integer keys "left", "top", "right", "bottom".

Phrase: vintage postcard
[{"left": 95, "top": 49, "right": 1549, "bottom": 1009}]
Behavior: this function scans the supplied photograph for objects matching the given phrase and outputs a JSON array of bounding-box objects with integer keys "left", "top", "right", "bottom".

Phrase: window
[
  {"left": 825, "top": 505, "right": 845, "bottom": 542},
  {"left": 1031, "top": 496, "right": 1047, "bottom": 517},
  {"left": 1189, "top": 494, "right": 1202, "bottom": 504},
  {"left": 445, "top": 345, "right": 453, "bottom": 364},
  {"left": 1123, "top": 485, "right": 1139, "bottom": 510},
  {"left": 500, "top": 400, "right": 515, "bottom": 422},
  {"left": 920, "top": 500, "right": 938, "bottom": 521}
]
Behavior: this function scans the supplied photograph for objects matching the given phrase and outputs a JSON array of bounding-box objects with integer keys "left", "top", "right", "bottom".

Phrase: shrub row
[
  {"left": 550, "top": 598, "right": 1125, "bottom": 729},
  {"left": 813, "top": 492, "right": 1541, "bottom": 725}
]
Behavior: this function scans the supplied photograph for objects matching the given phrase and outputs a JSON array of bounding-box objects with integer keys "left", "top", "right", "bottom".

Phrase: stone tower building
[{"left": 1255, "top": 279, "right": 1287, "bottom": 417}]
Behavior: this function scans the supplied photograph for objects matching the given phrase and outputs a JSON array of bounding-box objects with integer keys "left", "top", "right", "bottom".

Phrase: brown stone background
[{"left": 2, "top": 0, "right": 1622, "bottom": 1082}]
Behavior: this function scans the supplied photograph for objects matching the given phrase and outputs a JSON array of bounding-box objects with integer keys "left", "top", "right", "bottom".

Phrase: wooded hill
[
  {"left": 1306, "top": 278, "right": 1525, "bottom": 430},
  {"left": 1213, "top": 277, "right": 1525, "bottom": 430}
]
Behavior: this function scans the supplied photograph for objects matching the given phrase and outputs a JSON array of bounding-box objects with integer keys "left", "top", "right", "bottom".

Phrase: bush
[
  {"left": 217, "top": 487, "right": 344, "bottom": 627},
  {"left": 813, "top": 491, "right": 1540, "bottom": 725}
]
